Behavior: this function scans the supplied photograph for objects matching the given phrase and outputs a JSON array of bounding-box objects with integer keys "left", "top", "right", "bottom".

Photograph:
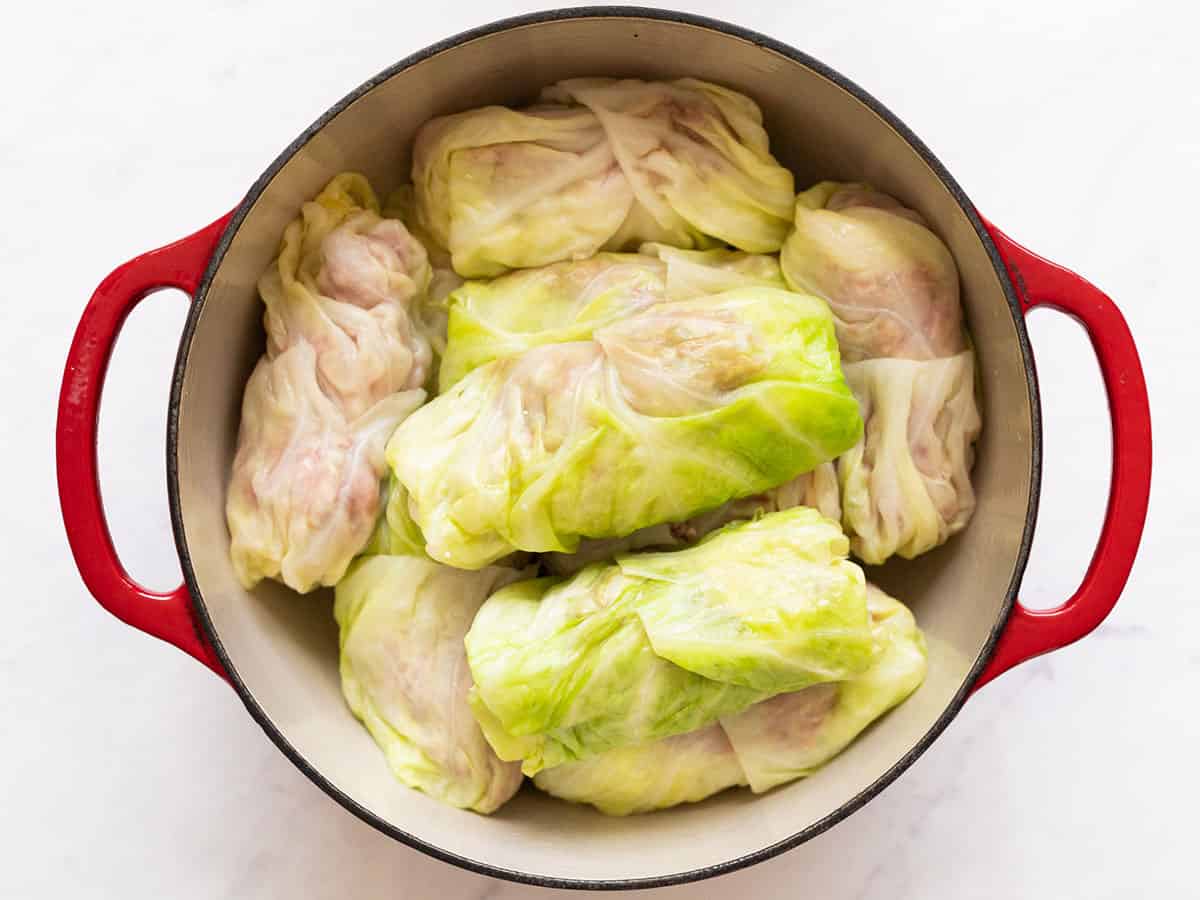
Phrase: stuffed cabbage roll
[
  {"left": 437, "top": 244, "right": 784, "bottom": 391},
  {"left": 533, "top": 584, "right": 926, "bottom": 814},
  {"left": 226, "top": 344, "right": 424, "bottom": 592},
  {"left": 388, "top": 287, "right": 862, "bottom": 568},
  {"left": 839, "top": 352, "right": 981, "bottom": 564},
  {"left": 646, "top": 242, "right": 786, "bottom": 299},
  {"left": 226, "top": 173, "right": 435, "bottom": 592},
  {"left": 412, "top": 78, "right": 794, "bottom": 278},
  {"left": 780, "top": 181, "right": 965, "bottom": 362},
  {"left": 335, "top": 554, "right": 526, "bottom": 813},
  {"left": 466, "top": 509, "right": 876, "bottom": 775}
]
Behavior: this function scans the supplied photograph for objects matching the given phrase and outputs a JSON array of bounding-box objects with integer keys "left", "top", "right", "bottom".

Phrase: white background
[{"left": 4, "top": 1, "right": 1194, "bottom": 897}]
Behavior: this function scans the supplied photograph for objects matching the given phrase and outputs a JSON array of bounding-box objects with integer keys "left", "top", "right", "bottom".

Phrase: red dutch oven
[{"left": 56, "top": 7, "right": 1151, "bottom": 890}]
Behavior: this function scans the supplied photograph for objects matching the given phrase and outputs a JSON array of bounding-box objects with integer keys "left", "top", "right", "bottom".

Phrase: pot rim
[{"left": 166, "top": 6, "right": 1043, "bottom": 890}]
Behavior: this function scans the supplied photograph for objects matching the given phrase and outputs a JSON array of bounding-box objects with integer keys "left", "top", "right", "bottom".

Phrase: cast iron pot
[{"left": 56, "top": 7, "right": 1152, "bottom": 890}]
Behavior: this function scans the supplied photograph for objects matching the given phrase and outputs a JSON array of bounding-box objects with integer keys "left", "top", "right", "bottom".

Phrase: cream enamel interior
[{"left": 173, "top": 15, "right": 1034, "bottom": 885}]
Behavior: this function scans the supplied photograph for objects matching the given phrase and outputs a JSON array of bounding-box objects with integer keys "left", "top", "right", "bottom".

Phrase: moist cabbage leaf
[
  {"left": 645, "top": 242, "right": 786, "bottom": 299},
  {"left": 437, "top": 253, "right": 665, "bottom": 392},
  {"left": 465, "top": 508, "right": 876, "bottom": 775},
  {"left": 388, "top": 287, "right": 863, "bottom": 568}
]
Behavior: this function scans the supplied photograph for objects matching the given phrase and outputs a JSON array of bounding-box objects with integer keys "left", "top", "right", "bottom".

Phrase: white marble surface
[{"left": 5, "top": 0, "right": 1194, "bottom": 896}]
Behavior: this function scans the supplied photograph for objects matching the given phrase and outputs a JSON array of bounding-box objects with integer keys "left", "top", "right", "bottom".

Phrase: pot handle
[
  {"left": 972, "top": 221, "right": 1151, "bottom": 690},
  {"left": 57, "top": 214, "right": 234, "bottom": 679}
]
